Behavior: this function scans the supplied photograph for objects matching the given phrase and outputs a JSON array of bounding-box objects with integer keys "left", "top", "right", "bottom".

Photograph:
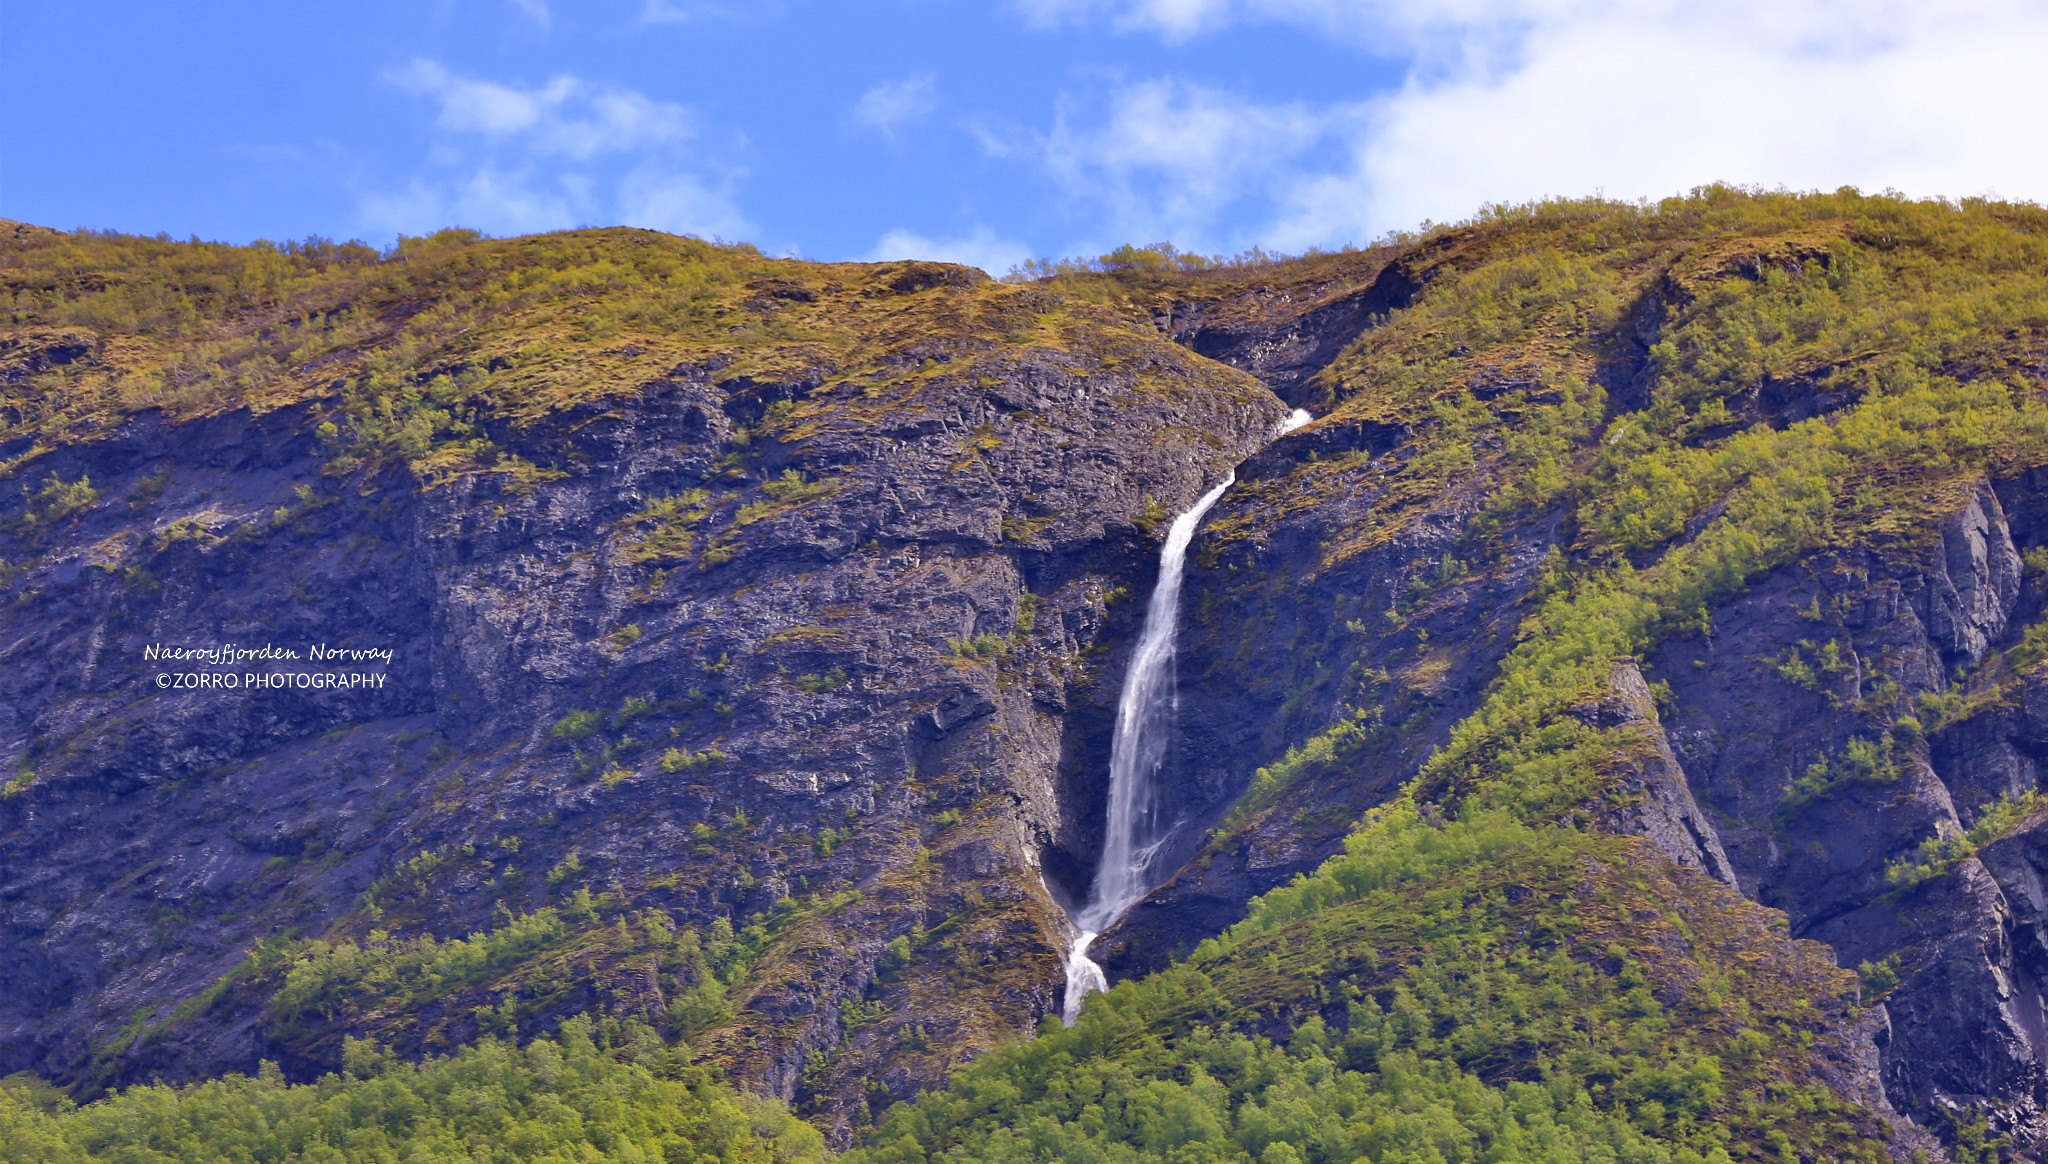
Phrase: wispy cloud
[
  {"left": 852, "top": 74, "right": 939, "bottom": 138},
  {"left": 1007, "top": 0, "right": 2048, "bottom": 249},
  {"left": 386, "top": 59, "right": 692, "bottom": 159},
  {"left": 1014, "top": 0, "right": 1237, "bottom": 39},
  {"left": 637, "top": 0, "right": 760, "bottom": 25},
  {"left": 1034, "top": 79, "right": 1363, "bottom": 251},
  {"left": 366, "top": 60, "right": 749, "bottom": 240},
  {"left": 504, "top": 0, "right": 552, "bottom": 31},
  {"left": 620, "top": 168, "right": 753, "bottom": 241},
  {"left": 869, "top": 226, "right": 1033, "bottom": 275}
]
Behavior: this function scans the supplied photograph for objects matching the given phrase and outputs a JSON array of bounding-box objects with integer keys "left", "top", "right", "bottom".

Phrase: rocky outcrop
[
  {"left": 1924, "top": 480, "right": 2024, "bottom": 670},
  {"left": 1571, "top": 659, "right": 1736, "bottom": 884},
  {"left": 1172, "top": 259, "right": 1424, "bottom": 406},
  {"left": 0, "top": 283, "right": 1287, "bottom": 1126},
  {"left": 1642, "top": 477, "right": 2048, "bottom": 1146}
]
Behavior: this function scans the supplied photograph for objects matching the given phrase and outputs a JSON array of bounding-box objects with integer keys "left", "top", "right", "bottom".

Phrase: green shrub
[
  {"left": 659, "top": 747, "right": 730, "bottom": 774},
  {"left": 550, "top": 710, "right": 600, "bottom": 741}
]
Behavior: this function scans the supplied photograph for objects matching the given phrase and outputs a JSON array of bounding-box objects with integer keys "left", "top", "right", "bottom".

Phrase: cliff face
[
  {"left": 0, "top": 228, "right": 1285, "bottom": 1129},
  {"left": 6, "top": 191, "right": 2048, "bottom": 1158},
  {"left": 1070, "top": 199, "right": 2048, "bottom": 1153}
]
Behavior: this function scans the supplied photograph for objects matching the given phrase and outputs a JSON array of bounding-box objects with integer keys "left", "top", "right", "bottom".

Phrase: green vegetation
[
  {"left": 852, "top": 806, "right": 1889, "bottom": 1163},
  {"left": 0, "top": 1017, "right": 824, "bottom": 1163},
  {"left": 12, "top": 188, "right": 2048, "bottom": 1158},
  {"left": 225, "top": 881, "right": 857, "bottom": 1086},
  {"left": 1012, "top": 590, "right": 1039, "bottom": 638},
  {"left": 791, "top": 668, "right": 849, "bottom": 694},
  {"left": 945, "top": 634, "right": 1006, "bottom": 662},
  {"left": 28, "top": 472, "right": 97, "bottom": 523},
  {"left": 619, "top": 489, "right": 714, "bottom": 564},
  {"left": 0, "top": 222, "right": 1236, "bottom": 504},
  {"left": 662, "top": 747, "right": 731, "bottom": 774},
  {"left": 1886, "top": 790, "right": 2046, "bottom": 890},
  {"left": 549, "top": 710, "right": 601, "bottom": 741},
  {"left": 1, "top": 763, "right": 34, "bottom": 798},
  {"left": 1781, "top": 735, "right": 1902, "bottom": 816}
]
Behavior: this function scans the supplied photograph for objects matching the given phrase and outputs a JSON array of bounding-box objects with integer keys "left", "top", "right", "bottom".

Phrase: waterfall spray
[{"left": 1061, "top": 407, "right": 1312, "bottom": 1025}]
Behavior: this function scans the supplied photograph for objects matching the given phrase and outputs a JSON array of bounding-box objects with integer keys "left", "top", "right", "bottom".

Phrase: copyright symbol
[{"left": 155, "top": 673, "right": 168, "bottom": 689}]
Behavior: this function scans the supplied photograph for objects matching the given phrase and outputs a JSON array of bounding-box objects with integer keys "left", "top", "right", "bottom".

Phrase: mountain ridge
[{"left": 5, "top": 187, "right": 2048, "bottom": 1160}]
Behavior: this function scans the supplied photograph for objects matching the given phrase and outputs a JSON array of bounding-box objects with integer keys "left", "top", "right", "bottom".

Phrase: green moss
[
  {"left": 736, "top": 470, "right": 839, "bottom": 527},
  {"left": 28, "top": 472, "right": 97, "bottom": 523},
  {"left": 616, "top": 489, "right": 712, "bottom": 565},
  {"left": 761, "top": 625, "right": 850, "bottom": 648},
  {"left": 1780, "top": 735, "right": 1902, "bottom": 816},
  {"left": 792, "top": 668, "right": 849, "bottom": 694},
  {"left": 944, "top": 634, "right": 1006, "bottom": 662}
]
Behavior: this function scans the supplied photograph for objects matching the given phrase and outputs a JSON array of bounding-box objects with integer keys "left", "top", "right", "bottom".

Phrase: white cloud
[
  {"left": 869, "top": 226, "right": 1034, "bottom": 276},
  {"left": 1012, "top": 0, "right": 2048, "bottom": 248},
  {"left": 637, "top": 0, "right": 756, "bottom": 24},
  {"left": 367, "top": 60, "right": 749, "bottom": 240},
  {"left": 853, "top": 74, "right": 939, "bottom": 138},
  {"left": 385, "top": 59, "right": 691, "bottom": 159},
  {"left": 1276, "top": 0, "right": 2048, "bottom": 244},
  {"left": 1014, "top": 0, "right": 1347, "bottom": 40},
  {"left": 505, "top": 0, "right": 551, "bottom": 30},
  {"left": 620, "top": 167, "right": 754, "bottom": 241},
  {"left": 360, "top": 168, "right": 592, "bottom": 238},
  {"left": 1038, "top": 79, "right": 1364, "bottom": 250}
]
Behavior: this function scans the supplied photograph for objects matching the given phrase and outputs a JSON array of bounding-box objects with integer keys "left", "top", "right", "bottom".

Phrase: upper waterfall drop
[
  {"left": 1077, "top": 470, "right": 1236, "bottom": 936},
  {"left": 1061, "top": 406, "right": 1313, "bottom": 1025}
]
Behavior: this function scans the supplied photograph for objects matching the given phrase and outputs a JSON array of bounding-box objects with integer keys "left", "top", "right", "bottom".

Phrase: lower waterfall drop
[{"left": 1061, "top": 407, "right": 1312, "bottom": 1025}]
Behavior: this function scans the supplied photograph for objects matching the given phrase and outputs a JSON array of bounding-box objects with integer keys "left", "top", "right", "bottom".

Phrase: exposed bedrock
[
  {"left": 1641, "top": 475, "right": 2048, "bottom": 1144},
  {"left": 0, "top": 339, "right": 1287, "bottom": 1128}
]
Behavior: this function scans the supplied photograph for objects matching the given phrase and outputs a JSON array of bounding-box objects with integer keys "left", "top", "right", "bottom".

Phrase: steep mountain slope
[
  {"left": 4, "top": 189, "right": 2048, "bottom": 1160},
  {"left": 1079, "top": 191, "right": 2048, "bottom": 1155},
  {"left": 0, "top": 223, "right": 1284, "bottom": 1130}
]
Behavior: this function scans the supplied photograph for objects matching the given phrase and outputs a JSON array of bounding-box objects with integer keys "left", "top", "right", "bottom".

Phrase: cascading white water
[
  {"left": 1081, "top": 471, "right": 1234, "bottom": 930},
  {"left": 1061, "top": 407, "right": 1312, "bottom": 1025}
]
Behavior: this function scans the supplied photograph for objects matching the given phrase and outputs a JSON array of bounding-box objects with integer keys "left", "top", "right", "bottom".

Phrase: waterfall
[{"left": 1061, "top": 407, "right": 1313, "bottom": 1025}]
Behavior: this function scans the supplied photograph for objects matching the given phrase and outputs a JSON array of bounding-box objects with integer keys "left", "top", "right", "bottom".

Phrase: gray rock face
[
  {"left": 0, "top": 325, "right": 1286, "bottom": 1120},
  {"left": 1924, "top": 481, "right": 2024, "bottom": 669},
  {"left": 1572, "top": 659, "right": 1737, "bottom": 885},
  {"left": 1639, "top": 476, "right": 2048, "bottom": 1146}
]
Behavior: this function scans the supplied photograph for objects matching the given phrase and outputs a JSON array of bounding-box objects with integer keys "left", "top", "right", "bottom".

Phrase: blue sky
[{"left": 5, "top": 0, "right": 2045, "bottom": 272}]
